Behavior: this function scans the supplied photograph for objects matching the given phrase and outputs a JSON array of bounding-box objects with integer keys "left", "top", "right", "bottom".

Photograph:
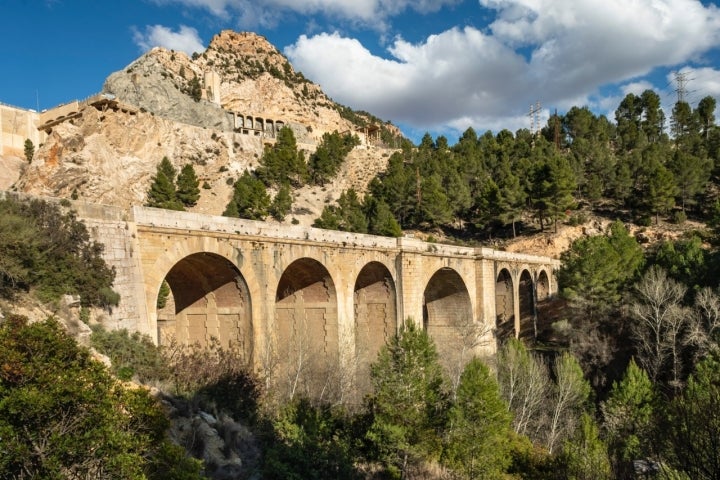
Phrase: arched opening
[
  {"left": 495, "top": 268, "right": 514, "bottom": 340},
  {"left": 423, "top": 268, "right": 472, "bottom": 365},
  {"left": 354, "top": 262, "right": 396, "bottom": 396},
  {"left": 519, "top": 270, "right": 535, "bottom": 339},
  {"left": 246, "top": 116, "right": 253, "bottom": 129},
  {"left": 157, "top": 253, "right": 252, "bottom": 359},
  {"left": 275, "top": 258, "right": 338, "bottom": 399},
  {"left": 255, "top": 117, "right": 264, "bottom": 134},
  {"left": 537, "top": 270, "right": 550, "bottom": 301},
  {"left": 265, "top": 119, "right": 274, "bottom": 136}
]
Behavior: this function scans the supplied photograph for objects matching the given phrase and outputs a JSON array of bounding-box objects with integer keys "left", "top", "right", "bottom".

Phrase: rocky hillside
[{"left": 11, "top": 30, "right": 399, "bottom": 224}]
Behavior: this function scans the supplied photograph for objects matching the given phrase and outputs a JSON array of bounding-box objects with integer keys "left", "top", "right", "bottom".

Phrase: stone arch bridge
[{"left": 76, "top": 204, "right": 559, "bottom": 370}]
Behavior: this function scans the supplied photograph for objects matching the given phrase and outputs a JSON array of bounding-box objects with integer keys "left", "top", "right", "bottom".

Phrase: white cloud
[
  {"left": 621, "top": 81, "right": 656, "bottom": 96},
  {"left": 132, "top": 25, "right": 205, "bottom": 56},
  {"left": 151, "top": 0, "right": 460, "bottom": 29},
  {"left": 285, "top": 0, "right": 720, "bottom": 139},
  {"left": 285, "top": 28, "right": 529, "bottom": 128}
]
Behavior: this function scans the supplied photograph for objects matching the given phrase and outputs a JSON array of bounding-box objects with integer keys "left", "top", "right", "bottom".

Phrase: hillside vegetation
[{"left": 311, "top": 91, "right": 720, "bottom": 246}]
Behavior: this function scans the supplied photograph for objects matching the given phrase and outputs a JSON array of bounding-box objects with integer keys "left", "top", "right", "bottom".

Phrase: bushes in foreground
[
  {"left": 0, "top": 196, "right": 119, "bottom": 307},
  {"left": 0, "top": 315, "right": 202, "bottom": 478}
]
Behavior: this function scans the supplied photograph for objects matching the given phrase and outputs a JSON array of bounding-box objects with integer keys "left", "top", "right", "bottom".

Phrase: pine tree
[
  {"left": 561, "top": 414, "right": 612, "bottom": 480},
  {"left": 601, "top": 359, "right": 657, "bottom": 477},
  {"left": 662, "top": 353, "right": 720, "bottom": 478},
  {"left": 176, "top": 164, "right": 200, "bottom": 207},
  {"left": 312, "top": 205, "right": 341, "bottom": 230},
  {"left": 269, "top": 183, "right": 292, "bottom": 221},
  {"left": 546, "top": 155, "right": 577, "bottom": 232},
  {"left": 337, "top": 189, "right": 368, "bottom": 233},
  {"left": 223, "top": 171, "right": 269, "bottom": 220},
  {"left": 559, "top": 220, "right": 644, "bottom": 311},
  {"left": 158, "top": 156, "right": 176, "bottom": 183},
  {"left": 366, "top": 321, "right": 448, "bottom": 478},
  {"left": 365, "top": 196, "right": 402, "bottom": 237},
  {"left": 496, "top": 161, "right": 526, "bottom": 237},
  {"left": 308, "top": 131, "right": 359, "bottom": 185},
  {"left": 643, "top": 160, "right": 677, "bottom": 224},
  {"left": 24, "top": 139, "right": 34, "bottom": 163},
  {"left": 369, "top": 152, "right": 413, "bottom": 226},
  {"left": 146, "top": 158, "right": 183, "bottom": 211},
  {"left": 414, "top": 174, "right": 453, "bottom": 227},
  {"left": 443, "top": 357, "right": 513, "bottom": 479},
  {"left": 256, "top": 126, "right": 308, "bottom": 187}
]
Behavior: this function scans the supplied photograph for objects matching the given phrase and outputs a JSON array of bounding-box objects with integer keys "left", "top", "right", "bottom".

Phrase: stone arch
[
  {"left": 265, "top": 119, "right": 274, "bottom": 136},
  {"left": 518, "top": 269, "right": 535, "bottom": 338},
  {"left": 537, "top": 269, "right": 550, "bottom": 302},
  {"left": 495, "top": 268, "right": 515, "bottom": 340},
  {"left": 246, "top": 116, "right": 253, "bottom": 129},
  {"left": 275, "top": 120, "right": 284, "bottom": 135},
  {"left": 275, "top": 258, "right": 339, "bottom": 395},
  {"left": 255, "top": 117, "right": 264, "bottom": 134},
  {"left": 157, "top": 252, "right": 253, "bottom": 360},
  {"left": 354, "top": 261, "right": 397, "bottom": 380},
  {"left": 423, "top": 267, "right": 472, "bottom": 362}
]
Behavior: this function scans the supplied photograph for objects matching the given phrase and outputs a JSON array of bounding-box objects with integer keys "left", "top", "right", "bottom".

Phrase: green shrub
[
  {"left": 636, "top": 216, "right": 653, "bottom": 227},
  {"left": 0, "top": 196, "right": 118, "bottom": 307},
  {"left": 0, "top": 315, "right": 203, "bottom": 478},
  {"left": 672, "top": 210, "right": 687, "bottom": 224},
  {"left": 90, "top": 325, "right": 171, "bottom": 384}
]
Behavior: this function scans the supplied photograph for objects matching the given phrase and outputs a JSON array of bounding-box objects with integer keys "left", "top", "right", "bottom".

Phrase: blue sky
[{"left": 2, "top": 0, "right": 720, "bottom": 144}]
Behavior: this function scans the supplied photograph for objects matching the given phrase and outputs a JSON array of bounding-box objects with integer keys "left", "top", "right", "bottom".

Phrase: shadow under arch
[
  {"left": 495, "top": 268, "right": 515, "bottom": 341},
  {"left": 423, "top": 267, "right": 472, "bottom": 363},
  {"left": 157, "top": 252, "right": 252, "bottom": 359},
  {"left": 274, "top": 258, "right": 339, "bottom": 398},
  {"left": 537, "top": 270, "right": 550, "bottom": 301},
  {"left": 354, "top": 261, "right": 397, "bottom": 395},
  {"left": 518, "top": 269, "right": 536, "bottom": 339}
]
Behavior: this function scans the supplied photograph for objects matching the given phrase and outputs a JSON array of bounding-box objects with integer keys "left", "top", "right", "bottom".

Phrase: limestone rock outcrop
[
  {"left": 13, "top": 30, "right": 399, "bottom": 221},
  {"left": 104, "top": 52, "right": 234, "bottom": 131}
]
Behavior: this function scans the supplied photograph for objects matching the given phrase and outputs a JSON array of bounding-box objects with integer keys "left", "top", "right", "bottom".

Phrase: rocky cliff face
[{"left": 13, "top": 30, "right": 397, "bottom": 222}]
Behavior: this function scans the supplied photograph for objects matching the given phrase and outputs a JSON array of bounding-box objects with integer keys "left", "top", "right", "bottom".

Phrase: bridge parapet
[
  {"left": 132, "top": 206, "right": 399, "bottom": 249},
  {"left": 477, "top": 247, "right": 561, "bottom": 268}
]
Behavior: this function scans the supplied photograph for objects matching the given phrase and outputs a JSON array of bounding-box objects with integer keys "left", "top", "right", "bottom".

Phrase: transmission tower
[
  {"left": 674, "top": 71, "right": 690, "bottom": 104},
  {"left": 529, "top": 101, "right": 542, "bottom": 136}
]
